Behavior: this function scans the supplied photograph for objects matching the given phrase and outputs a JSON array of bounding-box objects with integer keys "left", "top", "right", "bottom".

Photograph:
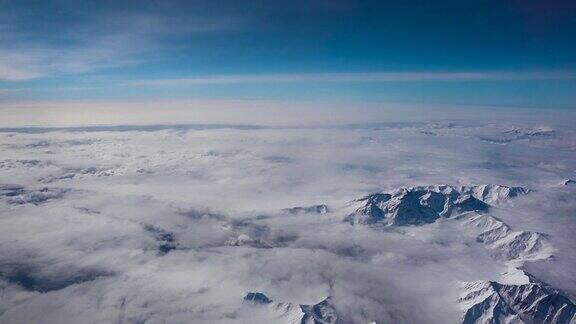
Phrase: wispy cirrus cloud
[
  {"left": 126, "top": 71, "right": 576, "bottom": 86},
  {"left": 0, "top": 1, "right": 246, "bottom": 82},
  {"left": 0, "top": 63, "right": 41, "bottom": 81}
]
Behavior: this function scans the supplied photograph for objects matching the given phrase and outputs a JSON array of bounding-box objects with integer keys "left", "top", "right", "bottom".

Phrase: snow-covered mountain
[
  {"left": 243, "top": 292, "right": 342, "bottom": 324},
  {"left": 462, "top": 213, "right": 552, "bottom": 262},
  {"left": 460, "top": 272, "right": 576, "bottom": 324},
  {"left": 343, "top": 183, "right": 573, "bottom": 324},
  {"left": 344, "top": 184, "right": 528, "bottom": 226}
]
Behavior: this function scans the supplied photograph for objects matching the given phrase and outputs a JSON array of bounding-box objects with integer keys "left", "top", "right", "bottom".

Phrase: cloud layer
[{"left": 0, "top": 117, "right": 575, "bottom": 323}]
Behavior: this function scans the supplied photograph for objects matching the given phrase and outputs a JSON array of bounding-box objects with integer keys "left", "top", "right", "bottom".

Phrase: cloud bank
[{"left": 0, "top": 117, "right": 575, "bottom": 323}]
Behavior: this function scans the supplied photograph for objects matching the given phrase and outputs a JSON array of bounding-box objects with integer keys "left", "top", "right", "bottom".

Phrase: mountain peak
[
  {"left": 345, "top": 184, "right": 528, "bottom": 227},
  {"left": 460, "top": 272, "right": 576, "bottom": 324},
  {"left": 243, "top": 293, "right": 343, "bottom": 323}
]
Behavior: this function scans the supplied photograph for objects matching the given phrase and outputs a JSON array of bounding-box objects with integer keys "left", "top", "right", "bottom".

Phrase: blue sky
[{"left": 1, "top": 0, "right": 576, "bottom": 109}]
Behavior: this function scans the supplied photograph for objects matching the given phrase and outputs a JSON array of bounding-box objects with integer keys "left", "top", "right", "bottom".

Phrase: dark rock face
[
  {"left": 244, "top": 292, "right": 273, "bottom": 305},
  {"left": 345, "top": 184, "right": 527, "bottom": 227},
  {"left": 454, "top": 195, "right": 490, "bottom": 214}
]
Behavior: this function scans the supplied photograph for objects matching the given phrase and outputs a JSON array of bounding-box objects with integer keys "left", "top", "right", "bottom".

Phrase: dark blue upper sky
[{"left": 1, "top": 0, "right": 576, "bottom": 108}]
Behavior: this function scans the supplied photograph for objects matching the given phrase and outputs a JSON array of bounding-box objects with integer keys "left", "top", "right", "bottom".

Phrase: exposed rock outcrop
[{"left": 345, "top": 185, "right": 527, "bottom": 226}]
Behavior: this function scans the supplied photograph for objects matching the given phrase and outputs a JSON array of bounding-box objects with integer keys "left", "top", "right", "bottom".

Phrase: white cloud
[
  {"left": 0, "top": 118, "right": 575, "bottom": 322},
  {"left": 0, "top": 64, "right": 41, "bottom": 81}
]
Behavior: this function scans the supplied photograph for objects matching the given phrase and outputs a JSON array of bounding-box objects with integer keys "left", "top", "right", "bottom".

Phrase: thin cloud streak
[
  {"left": 0, "top": 62, "right": 42, "bottom": 81},
  {"left": 0, "top": 4, "right": 245, "bottom": 82},
  {"left": 126, "top": 71, "right": 576, "bottom": 86}
]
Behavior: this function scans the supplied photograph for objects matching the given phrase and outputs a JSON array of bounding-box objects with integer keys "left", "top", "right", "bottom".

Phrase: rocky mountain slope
[
  {"left": 342, "top": 184, "right": 573, "bottom": 324},
  {"left": 344, "top": 184, "right": 528, "bottom": 226},
  {"left": 460, "top": 272, "right": 576, "bottom": 324},
  {"left": 244, "top": 292, "right": 342, "bottom": 324},
  {"left": 462, "top": 213, "right": 552, "bottom": 262}
]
